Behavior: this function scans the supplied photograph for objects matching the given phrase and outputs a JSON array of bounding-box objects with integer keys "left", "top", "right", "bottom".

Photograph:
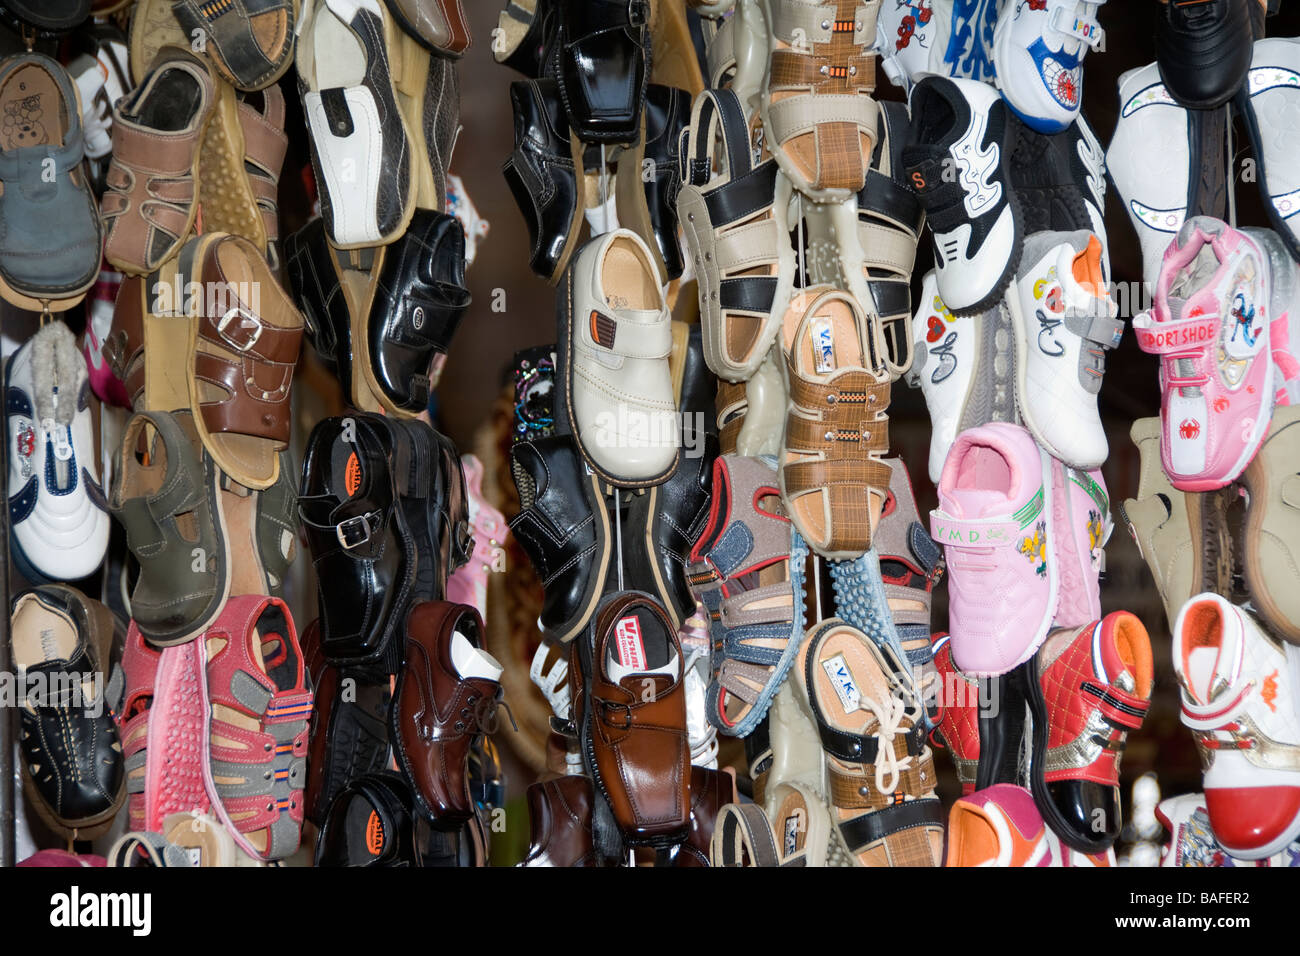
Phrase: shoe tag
[
  {"left": 614, "top": 615, "right": 647, "bottom": 671},
  {"left": 812, "top": 316, "right": 836, "bottom": 374},
  {"left": 184, "top": 847, "right": 202, "bottom": 868},
  {"left": 783, "top": 809, "right": 805, "bottom": 857},
  {"left": 821, "top": 654, "right": 861, "bottom": 715}
]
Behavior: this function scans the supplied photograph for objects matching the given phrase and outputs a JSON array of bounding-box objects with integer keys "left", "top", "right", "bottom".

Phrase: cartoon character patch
[
  {"left": 15, "top": 420, "right": 34, "bottom": 479},
  {"left": 1018, "top": 521, "right": 1048, "bottom": 577},
  {"left": 1, "top": 93, "right": 45, "bottom": 150},
  {"left": 925, "top": 293, "right": 959, "bottom": 383}
]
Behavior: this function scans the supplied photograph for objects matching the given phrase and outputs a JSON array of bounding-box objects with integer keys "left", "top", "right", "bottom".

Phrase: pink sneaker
[
  {"left": 1051, "top": 462, "right": 1111, "bottom": 629},
  {"left": 83, "top": 267, "right": 130, "bottom": 408},
  {"left": 1133, "top": 217, "right": 1286, "bottom": 491},
  {"left": 930, "top": 422, "right": 1058, "bottom": 677}
]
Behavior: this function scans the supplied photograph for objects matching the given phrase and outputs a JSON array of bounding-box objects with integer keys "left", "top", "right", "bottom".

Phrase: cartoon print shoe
[
  {"left": 930, "top": 422, "right": 1057, "bottom": 677},
  {"left": 1157, "top": 793, "right": 1300, "bottom": 867},
  {"left": 993, "top": 0, "right": 1106, "bottom": 134},
  {"left": 1132, "top": 217, "right": 1283, "bottom": 491},
  {"left": 1174, "top": 593, "right": 1300, "bottom": 861}
]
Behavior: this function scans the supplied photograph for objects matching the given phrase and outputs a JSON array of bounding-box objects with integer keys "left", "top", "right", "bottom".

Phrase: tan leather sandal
[{"left": 779, "top": 286, "right": 890, "bottom": 560}]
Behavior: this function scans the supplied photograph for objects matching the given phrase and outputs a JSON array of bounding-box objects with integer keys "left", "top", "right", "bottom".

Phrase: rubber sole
[
  {"left": 128, "top": 0, "right": 189, "bottom": 87},
  {"left": 147, "top": 639, "right": 210, "bottom": 832},
  {"left": 198, "top": 80, "right": 267, "bottom": 254}
]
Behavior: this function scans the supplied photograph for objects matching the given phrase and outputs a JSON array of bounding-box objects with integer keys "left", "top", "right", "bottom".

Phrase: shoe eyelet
[
  {"left": 704, "top": 252, "right": 711, "bottom": 262},
  {"left": 264, "top": 771, "right": 272, "bottom": 781},
  {"left": 266, "top": 802, "right": 275, "bottom": 812},
  {"left": 688, "top": 212, "right": 695, "bottom": 222},
  {"left": 455, "top": 721, "right": 465, "bottom": 732},
  {"left": 826, "top": 393, "right": 837, "bottom": 404},
  {"left": 467, "top": 695, "right": 478, "bottom": 705}
]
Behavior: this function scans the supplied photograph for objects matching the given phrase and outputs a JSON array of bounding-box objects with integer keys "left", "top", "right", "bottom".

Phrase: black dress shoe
[
  {"left": 10, "top": 585, "right": 124, "bottom": 837},
  {"left": 503, "top": 78, "right": 584, "bottom": 282},
  {"left": 494, "top": 0, "right": 558, "bottom": 77},
  {"left": 549, "top": 0, "right": 649, "bottom": 144},
  {"left": 368, "top": 209, "right": 471, "bottom": 414},
  {"left": 616, "top": 83, "right": 689, "bottom": 281},
  {"left": 298, "top": 413, "right": 416, "bottom": 675},
  {"left": 509, "top": 434, "right": 610, "bottom": 644},
  {"left": 284, "top": 217, "right": 352, "bottom": 386},
  {"left": 1155, "top": 0, "right": 1254, "bottom": 108},
  {"left": 315, "top": 771, "right": 464, "bottom": 866}
]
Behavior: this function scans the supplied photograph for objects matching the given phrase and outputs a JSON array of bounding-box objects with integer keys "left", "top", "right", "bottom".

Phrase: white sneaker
[
  {"left": 1008, "top": 229, "right": 1122, "bottom": 469},
  {"left": 1174, "top": 593, "right": 1300, "bottom": 861},
  {"left": 1157, "top": 792, "right": 1300, "bottom": 867},
  {"left": 1241, "top": 38, "right": 1300, "bottom": 263},
  {"left": 873, "top": 0, "right": 956, "bottom": 93},
  {"left": 993, "top": 0, "right": 1106, "bottom": 133},
  {"left": 1108, "top": 62, "right": 1190, "bottom": 292},
  {"left": 6, "top": 322, "right": 110, "bottom": 581}
]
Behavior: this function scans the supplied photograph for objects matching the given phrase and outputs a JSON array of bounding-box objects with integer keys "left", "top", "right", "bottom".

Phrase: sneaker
[
  {"left": 872, "top": 0, "right": 954, "bottom": 93},
  {"left": 1050, "top": 460, "right": 1110, "bottom": 630},
  {"left": 930, "top": 422, "right": 1057, "bottom": 677},
  {"left": 6, "top": 321, "right": 110, "bottom": 582},
  {"left": 1132, "top": 217, "right": 1282, "bottom": 491},
  {"left": 1155, "top": 0, "right": 1255, "bottom": 109},
  {"left": 1157, "top": 792, "right": 1300, "bottom": 867},
  {"left": 992, "top": 0, "right": 1105, "bottom": 133},
  {"left": 945, "top": 784, "right": 1055, "bottom": 866},
  {"left": 930, "top": 633, "right": 980, "bottom": 793},
  {"left": 1174, "top": 593, "right": 1300, "bottom": 860},
  {"left": 903, "top": 76, "right": 1022, "bottom": 315},
  {"left": 1008, "top": 230, "right": 1123, "bottom": 469},
  {"left": 1239, "top": 37, "right": 1300, "bottom": 264}
]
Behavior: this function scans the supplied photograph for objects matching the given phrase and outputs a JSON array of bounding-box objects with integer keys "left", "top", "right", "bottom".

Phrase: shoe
[
  {"left": 556, "top": 229, "right": 679, "bottom": 487},
  {"left": 196, "top": 77, "right": 271, "bottom": 259},
  {"left": 669, "top": 766, "right": 739, "bottom": 866},
  {"left": 237, "top": 85, "right": 290, "bottom": 269},
  {"left": 388, "top": 419, "right": 469, "bottom": 602},
  {"left": 519, "top": 774, "right": 599, "bottom": 867},
  {"left": 392, "top": 601, "right": 506, "bottom": 827},
  {"left": 284, "top": 216, "right": 354, "bottom": 387},
  {"left": 1025, "top": 611, "right": 1153, "bottom": 853},
  {"left": 1157, "top": 792, "right": 1300, "bottom": 867},
  {"left": 799, "top": 617, "right": 944, "bottom": 867},
  {"left": 172, "top": 0, "right": 297, "bottom": 91},
  {"left": 1008, "top": 230, "right": 1123, "bottom": 469},
  {"left": 84, "top": 270, "right": 132, "bottom": 409},
  {"left": 1132, "top": 217, "right": 1282, "bottom": 491},
  {"left": 446, "top": 455, "right": 508, "bottom": 618},
  {"left": 1174, "top": 593, "right": 1300, "bottom": 860},
  {"left": 1008, "top": 119, "right": 1108, "bottom": 250},
  {"left": 1107, "top": 62, "right": 1191, "bottom": 291},
  {"left": 874, "top": 458, "right": 943, "bottom": 682},
  {"left": 903, "top": 76, "right": 1022, "bottom": 315},
  {"left": 1241, "top": 404, "right": 1300, "bottom": 645},
  {"left": 493, "top": 0, "right": 556, "bottom": 76},
  {"left": 297, "top": 413, "right": 416, "bottom": 674},
  {"left": 992, "top": 0, "right": 1105, "bottom": 133},
  {"left": 219, "top": 449, "right": 299, "bottom": 598},
  {"left": 1051, "top": 458, "right": 1110, "bottom": 630},
  {"left": 11, "top": 585, "right": 123, "bottom": 838},
  {"left": 614, "top": 83, "right": 689, "bottom": 282},
  {"left": 316, "top": 770, "right": 464, "bottom": 866},
  {"left": 100, "top": 46, "right": 214, "bottom": 275},
  {"left": 1239, "top": 38, "right": 1300, "bottom": 263},
  {"left": 502, "top": 78, "right": 583, "bottom": 283},
  {"left": 548, "top": 0, "right": 649, "bottom": 144},
  {"left": 945, "top": 784, "right": 1055, "bottom": 866},
  {"left": 201, "top": 594, "right": 312, "bottom": 861},
  {"left": 575, "top": 591, "right": 690, "bottom": 850},
  {"left": 0, "top": 0, "right": 91, "bottom": 31},
  {"left": 384, "top": 0, "right": 471, "bottom": 56},
  {"left": 508, "top": 434, "right": 610, "bottom": 644},
  {"left": 930, "top": 633, "right": 980, "bottom": 793},
  {"left": 930, "top": 422, "right": 1056, "bottom": 677},
  {"left": 908, "top": 270, "right": 1016, "bottom": 484},
  {"left": 365, "top": 210, "right": 471, "bottom": 414},
  {"left": 1155, "top": 0, "right": 1254, "bottom": 109},
  {"left": 0, "top": 53, "right": 102, "bottom": 311},
  {"left": 872, "top": 0, "right": 959, "bottom": 93},
  {"left": 6, "top": 322, "right": 110, "bottom": 582},
  {"left": 297, "top": 0, "right": 415, "bottom": 248}
]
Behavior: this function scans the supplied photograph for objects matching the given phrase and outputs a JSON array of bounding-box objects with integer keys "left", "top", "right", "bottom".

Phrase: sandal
[
  {"left": 676, "top": 87, "right": 794, "bottom": 382},
  {"left": 687, "top": 454, "right": 806, "bottom": 738},
  {"left": 202, "top": 594, "right": 312, "bottom": 862},
  {"left": 711, "top": 801, "right": 804, "bottom": 866},
  {"left": 172, "top": 0, "right": 298, "bottom": 91},
  {"left": 874, "top": 457, "right": 942, "bottom": 683},
  {"left": 109, "top": 409, "right": 231, "bottom": 647},
  {"left": 758, "top": 0, "right": 881, "bottom": 200},
  {"left": 238, "top": 85, "right": 289, "bottom": 267},
  {"left": 799, "top": 617, "right": 944, "bottom": 867},
  {"left": 779, "top": 286, "right": 891, "bottom": 559}
]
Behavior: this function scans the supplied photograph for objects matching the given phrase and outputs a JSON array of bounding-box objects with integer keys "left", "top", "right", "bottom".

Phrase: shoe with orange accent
[
  {"left": 1007, "top": 229, "right": 1125, "bottom": 469},
  {"left": 930, "top": 633, "right": 980, "bottom": 794},
  {"left": 945, "top": 784, "right": 1054, "bottom": 866},
  {"left": 1174, "top": 592, "right": 1300, "bottom": 860},
  {"left": 1025, "top": 610, "right": 1154, "bottom": 853}
]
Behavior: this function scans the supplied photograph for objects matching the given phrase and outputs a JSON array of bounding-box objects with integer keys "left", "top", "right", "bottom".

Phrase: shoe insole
[
  {"left": 129, "top": 63, "right": 203, "bottom": 132},
  {"left": 810, "top": 626, "right": 891, "bottom": 738},
  {"left": 311, "top": 3, "right": 367, "bottom": 90},
  {"left": 0, "top": 63, "right": 66, "bottom": 153},
  {"left": 950, "top": 443, "right": 1012, "bottom": 507},
  {"left": 222, "top": 483, "right": 268, "bottom": 597},
  {"left": 604, "top": 602, "right": 671, "bottom": 678},
  {"left": 10, "top": 595, "right": 78, "bottom": 671},
  {"left": 601, "top": 236, "right": 660, "bottom": 311}
]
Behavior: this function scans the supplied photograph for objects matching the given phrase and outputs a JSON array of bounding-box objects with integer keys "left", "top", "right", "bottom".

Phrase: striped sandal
[
  {"left": 687, "top": 454, "right": 806, "bottom": 738},
  {"left": 676, "top": 87, "right": 795, "bottom": 382},
  {"left": 799, "top": 617, "right": 944, "bottom": 866},
  {"left": 759, "top": 0, "right": 882, "bottom": 201}
]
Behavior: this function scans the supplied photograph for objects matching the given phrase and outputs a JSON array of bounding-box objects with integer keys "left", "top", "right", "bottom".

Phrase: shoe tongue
[
  {"left": 450, "top": 631, "right": 502, "bottom": 682},
  {"left": 1068, "top": 235, "right": 1106, "bottom": 298},
  {"left": 607, "top": 650, "right": 678, "bottom": 686},
  {"left": 604, "top": 606, "right": 676, "bottom": 685},
  {"left": 1182, "top": 600, "right": 1239, "bottom": 704}
]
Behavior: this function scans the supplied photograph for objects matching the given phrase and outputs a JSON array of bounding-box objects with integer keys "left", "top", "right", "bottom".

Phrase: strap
[
  {"left": 767, "top": 93, "right": 878, "bottom": 142},
  {"left": 784, "top": 457, "right": 892, "bottom": 496},
  {"left": 582, "top": 308, "right": 672, "bottom": 359},
  {"left": 681, "top": 88, "right": 751, "bottom": 188},
  {"left": 770, "top": 0, "right": 837, "bottom": 43},
  {"left": 719, "top": 275, "right": 778, "bottom": 315},
  {"left": 858, "top": 168, "right": 925, "bottom": 238},
  {"left": 787, "top": 367, "right": 889, "bottom": 414},
  {"left": 297, "top": 503, "right": 385, "bottom": 551},
  {"left": 702, "top": 161, "right": 780, "bottom": 230},
  {"left": 0, "top": 131, "right": 86, "bottom": 182},
  {"left": 837, "top": 797, "right": 944, "bottom": 852},
  {"left": 712, "top": 802, "right": 780, "bottom": 867},
  {"left": 786, "top": 411, "right": 889, "bottom": 453},
  {"left": 1082, "top": 681, "right": 1150, "bottom": 730},
  {"left": 1131, "top": 312, "right": 1218, "bottom": 356},
  {"left": 108, "top": 831, "right": 192, "bottom": 868},
  {"left": 827, "top": 751, "right": 935, "bottom": 809},
  {"left": 1066, "top": 310, "right": 1125, "bottom": 349},
  {"left": 705, "top": 13, "right": 737, "bottom": 86},
  {"left": 928, "top": 510, "right": 1025, "bottom": 550}
]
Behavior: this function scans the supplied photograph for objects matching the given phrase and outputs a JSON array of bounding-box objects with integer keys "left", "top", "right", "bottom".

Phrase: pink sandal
[{"left": 201, "top": 595, "right": 312, "bottom": 862}]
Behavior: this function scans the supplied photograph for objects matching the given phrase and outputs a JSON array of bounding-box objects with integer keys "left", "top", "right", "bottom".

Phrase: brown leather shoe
[
  {"left": 574, "top": 591, "right": 690, "bottom": 849},
  {"left": 519, "top": 775, "right": 599, "bottom": 867},
  {"left": 391, "top": 601, "right": 505, "bottom": 828},
  {"left": 670, "top": 766, "right": 738, "bottom": 867}
]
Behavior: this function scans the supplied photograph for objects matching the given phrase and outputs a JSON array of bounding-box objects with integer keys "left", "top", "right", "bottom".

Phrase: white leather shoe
[
  {"left": 296, "top": 0, "right": 415, "bottom": 248},
  {"left": 6, "top": 321, "right": 110, "bottom": 581},
  {"left": 558, "top": 229, "right": 679, "bottom": 486}
]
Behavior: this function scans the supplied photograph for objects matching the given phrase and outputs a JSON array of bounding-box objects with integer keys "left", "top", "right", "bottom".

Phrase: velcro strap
[
  {"left": 1131, "top": 312, "right": 1218, "bottom": 355},
  {"left": 838, "top": 797, "right": 944, "bottom": 852},
  {"left": 909, "top": 522, "right": 943, "bottom": 575},
  {"left": 786, "top": 412, "right": 889, "bottom": 453},
  {"left": 1083, "top": 681, "right": 1149, "bottom": 730},
  {"left": 1051, "top": 6, "right": 1103, "bottom": 46},
  {"left": 703, "top": 521, "right": 756, "bottom": 578},
  {"left": 929, "top": 510, "right": 1023, "bottom": 549},
  {"left": 858, "top": 220, "right": 919, "bottom": 277},
  {"left": 265, "top": 691, "right": 313, "bottom": 724},
  {"left": 858, "top": 168, "right": 925, "bottom": 236},
  {"left": 584, "top": 310, "right": 671, "bottom": 359},
  {"left": 1076, "top": 312, "right": 1125, "bottom": 349},
  {"left": 768, "top": 93, "right": 878, "bottom": 142}
]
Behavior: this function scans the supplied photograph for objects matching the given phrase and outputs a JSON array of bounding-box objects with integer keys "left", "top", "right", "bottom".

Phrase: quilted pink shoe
[
  {"left": 1133, "top": 217, "right": 1289, "bottom": 491},
  {"left": 930, "top": 422, "right": 1057, "bottom": 677},
  {"left": 445, "top": 453, "right": 506, "bottom": 619}
]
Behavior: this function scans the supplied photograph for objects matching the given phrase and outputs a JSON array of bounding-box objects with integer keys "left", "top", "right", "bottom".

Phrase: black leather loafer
[
  {"left": 315, "top": 771, "right": 465, "bottom": 866},
  {"left": 503, "top": 78, "right": 584, "bottom": 282},
  {"left": 10, "top": 585, "right": 124, "bottom": 838},
  {"left": 284, "top": 216, "right": 353, "bottom": 386},
  {"left": 387, "top": 419, "right": 472, "bottom": 602},
  {"left": 368, "top": 209, "right": 471, "bottom": 413},
  {"left": 298, "top": 413, "right": 416, "bottom": 675},
  {"left": 549, "top": 0, "right": 649, "bottom": 144},
  {"left": 509, "top": 434, "right": 610, "bottom": 644}
]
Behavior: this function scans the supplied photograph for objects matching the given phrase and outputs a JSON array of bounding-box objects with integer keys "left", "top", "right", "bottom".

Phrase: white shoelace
[{"left": 858, "top": 693, "right": 913, "bottom": 794}]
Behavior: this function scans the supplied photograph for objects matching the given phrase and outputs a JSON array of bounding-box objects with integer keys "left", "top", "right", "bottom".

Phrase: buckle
[
  {"left": 599, "top": 699, "right": 632, "bottom": 730},
  {"left": 336, "top": 512, "right": 378, "bottom": 550},
  {"left": 217, "top": 307, "right": 264, "bottom": 352},
  {"left": 628, "top": 0, "right": 648, "bottom": 26}
]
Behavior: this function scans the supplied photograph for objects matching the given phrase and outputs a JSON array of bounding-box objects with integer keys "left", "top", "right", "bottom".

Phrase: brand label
[
  {"left": 614, "top": 615, "right": 647, "bottom": 671},
  {"left": 1134, "top": 320, "right": 1216, "bottom": 352},
  {"left": 783, "top": 811, "right": 804, "bottom": 856},
  {"left": 366, "top": 810, "right": 385, "bottom": 855},
  {"left": 344, "top": 452, "right": 362, "bottom": 497},
  {"left": 813, "top": 317, "right": 836, "bottom": 374},
  {"left": 822, "top": 654, "right": 861, "bottom": 714}
]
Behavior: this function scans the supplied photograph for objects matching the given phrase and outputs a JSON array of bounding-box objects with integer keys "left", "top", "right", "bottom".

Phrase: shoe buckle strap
[
  {"left": 928, "top": 510, "right": 1025, "bottom": 550},
  {"left": 627, "top": 0, "right": 649, "bottom": 27},
  {"left": 335, "top": 510, "right": 382, "bottom": 550},
  {"left": 1132, "top": 312, "right": 1218, "bottom": 356},
  {"left": 216, "top": 306, "right": 264, "bottom": 353},
  {"left": 1081, "top": 681, "right": 1149, "bottom": 730},
  {"left": 1049, "top": 5, "right": 1103, "bottom": 47}
]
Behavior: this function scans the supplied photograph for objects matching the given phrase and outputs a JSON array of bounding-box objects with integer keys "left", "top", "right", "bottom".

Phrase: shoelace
[{"left": 858, "top": 692, "right": 913, "bottom": 794}]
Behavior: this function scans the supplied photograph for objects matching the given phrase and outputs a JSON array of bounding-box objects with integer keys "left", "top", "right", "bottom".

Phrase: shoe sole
[
  {"left": 147, "top": 639, "right": 210, "bottom": 831},
  {"left": 1241, "top": 405, "right": 1300, "bottom": 643},
  {"left": 198, "top": 80, "right": 268, "bottom": 254},
  {"left": 128, "top": 0, "right": 190, "bottom": 87}
]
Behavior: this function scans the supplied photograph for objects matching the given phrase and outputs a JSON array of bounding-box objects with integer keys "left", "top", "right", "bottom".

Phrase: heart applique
[{"left": 926, "top": 314, "right": 945, "bottom": 342}]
